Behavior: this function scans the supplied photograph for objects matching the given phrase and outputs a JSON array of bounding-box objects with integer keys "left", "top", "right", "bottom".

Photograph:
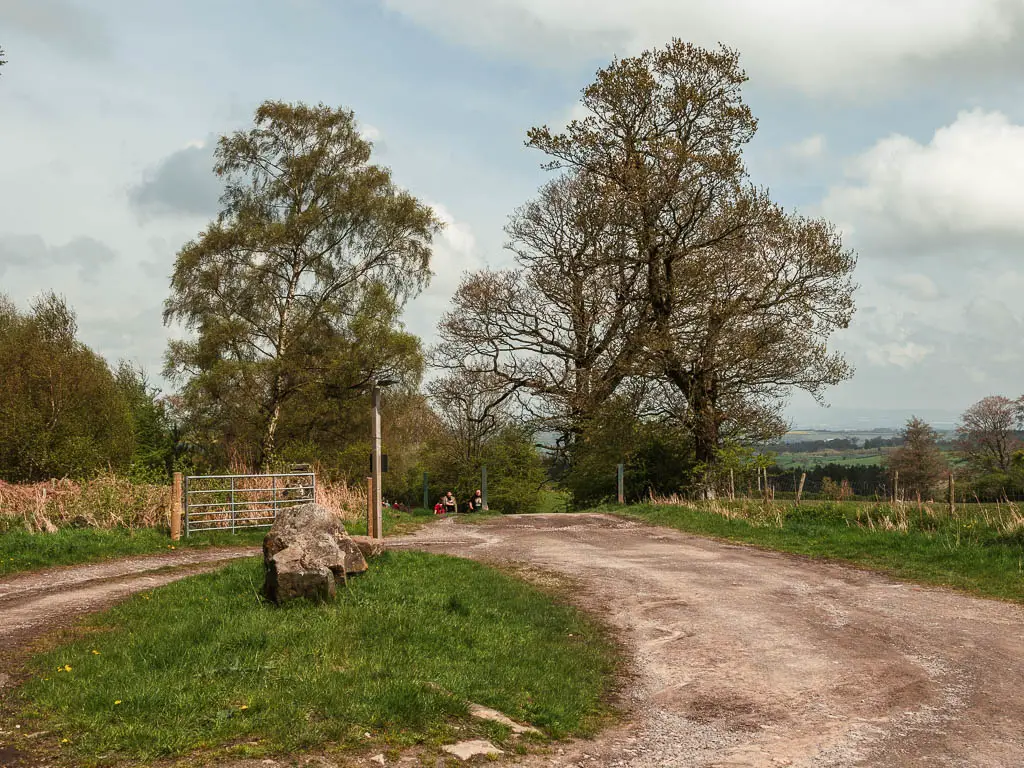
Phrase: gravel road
[{"left": 389, "top": 513, "right": 1024, "bottom": 767}]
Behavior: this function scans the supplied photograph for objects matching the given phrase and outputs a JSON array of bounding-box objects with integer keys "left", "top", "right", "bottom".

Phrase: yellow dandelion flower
[
  {"left": 239, "top": 704, "right": 249, "bottom": 710},
  {"left": 92, "top": 650, "right": 100, "bottom": 655},
  {"left": 114, "top": 700, "right": 122, "bottom": 705},
  {"left": 61, "top": 738, "right": 69, "bottom": 743},
  {"left": 63, "top": 664, "right": 72, "bottom": 672}
]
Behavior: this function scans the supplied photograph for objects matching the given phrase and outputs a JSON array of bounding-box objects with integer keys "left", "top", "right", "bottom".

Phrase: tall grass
[
  {"left": 646, "top": 494, "right": 1024, "bottom": 540},
  {"left": 617, "top": 497, "right": 1024, "bottom": 602},
  {"left": 0, "top": 475, "right": 367, "bottom": 535},
  {"left": 0, "top": 476, "right": 170, "bottom": 533}
]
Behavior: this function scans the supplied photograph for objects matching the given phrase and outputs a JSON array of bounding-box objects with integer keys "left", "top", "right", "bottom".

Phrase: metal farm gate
[{"left": 183, "top": 472, "right": 316, "bottom": 537}]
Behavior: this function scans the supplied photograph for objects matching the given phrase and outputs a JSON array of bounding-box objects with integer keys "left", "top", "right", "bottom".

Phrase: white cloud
[
  {"left": 892, "top": 273, "right": 940, "bottom": 301},
  {"left": 0, "top": 0, "right": 111, "bottom": 59},
  {"left": 402, "top": 203, "right": 483, "bottom": 346},
  {"left": 821, "top": 110, "right": 1024, "bottom": 250},
  {"left": 786, "top": 134, "right": 826, "bottom": 160},
  {"left": 359, "top": 123, "right": 383, "bottom": 142},
  {"left": 866, "top": 341, "right": 933, "bottom": 368},
  {"left": 379, "top": 0, "right": 1024, "bottom": 97}
]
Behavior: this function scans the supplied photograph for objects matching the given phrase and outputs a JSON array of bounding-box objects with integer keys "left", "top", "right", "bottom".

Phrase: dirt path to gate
[
  {"left": 2, "top": 514, "right": 1024, "bottom": 766},
  {"left": 0, "top": 548, "right": 257, "bottom": 677},
  {"left": 387, "top": 513, "right": 1024, "bottom": 767}
]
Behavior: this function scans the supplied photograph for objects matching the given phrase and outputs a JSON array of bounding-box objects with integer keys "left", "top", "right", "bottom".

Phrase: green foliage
[
  {"left": 886, "top": 416, "right": 948, "bottom": 499},
  {"left": 564, "top": 396, "right": 695, "bottom": 507},
  {"left": 115, "top": 362, "right": 176, "bottom": 481},
  {"left": 0, "top": 294, "right": 134, "bottom": 481},
  {"left": 18, "top": 554, "right": 616, "bottom": 759},
  {"left": 481, "top": 426, "right": 547, "bottom": 514},
  {"left": 420, "top": 426, "right": 545, "bottom": 514},
  {"left": 164, "top": 101, "right": 440, "bottom": 471}
]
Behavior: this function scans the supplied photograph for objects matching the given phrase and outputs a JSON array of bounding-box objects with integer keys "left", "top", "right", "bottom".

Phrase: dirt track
[
  {"left": 2, "top": 515, "right": 1024, "bottom": 766},
  {"left": 0, "top": 548, "right": 256, "bottom": 672},
  {"left": 391, "top": 513, "right": 1024, "bottom": 767}
]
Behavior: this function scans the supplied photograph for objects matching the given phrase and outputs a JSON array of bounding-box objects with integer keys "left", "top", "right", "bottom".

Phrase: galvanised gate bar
[{"left": 183, "top": 472, "right": 316, "bottom": 536}]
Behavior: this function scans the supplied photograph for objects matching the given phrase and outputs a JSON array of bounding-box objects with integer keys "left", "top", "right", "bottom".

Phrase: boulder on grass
[{"left": 263, "top": 502, "right": 367, "bottom": 604}]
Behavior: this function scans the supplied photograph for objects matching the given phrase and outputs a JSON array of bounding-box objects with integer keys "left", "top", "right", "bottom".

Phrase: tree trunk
[
  {"left": 689, "top": 370, "right": 720, "bottom": 500},
  {"left": 258, "top": 400, "right": 281, "bottom": 474}
]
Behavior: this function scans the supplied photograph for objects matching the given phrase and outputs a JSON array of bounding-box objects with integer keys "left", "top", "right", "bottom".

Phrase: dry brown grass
[
  {"left": 0, "top": 474, "right": 367, "bottom": 533},
  {"left": 0, "top": 475, "right": 171, "bottom": 532}
]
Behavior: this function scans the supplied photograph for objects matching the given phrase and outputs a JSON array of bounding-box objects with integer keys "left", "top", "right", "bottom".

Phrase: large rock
[{"left": 263, "top": 502, "right": 368, "bottom": 604}]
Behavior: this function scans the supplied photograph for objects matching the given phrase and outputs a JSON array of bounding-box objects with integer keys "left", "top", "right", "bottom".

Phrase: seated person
[{"left": 442, "top": 491, "right": 457, "bottom": 515}]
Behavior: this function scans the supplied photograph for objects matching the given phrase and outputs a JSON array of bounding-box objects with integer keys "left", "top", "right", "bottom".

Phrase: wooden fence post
[
  {"left": 366, "top": 476, "right": 377, "bottom": 538},
  {"left": 948, "top": 472, "right": 955, "bottom": 515},
  {"left": 893, "top": 470, "right": 899, "bottom": 504},
  {"left": 729, "top": 468, "right": 735, "bottom": 501},
  {"left": 796, "top": 472, "right": 806, "bottom": 505},
  {"left": 171, "top": 472, "right": 183, "bottom": 541}
]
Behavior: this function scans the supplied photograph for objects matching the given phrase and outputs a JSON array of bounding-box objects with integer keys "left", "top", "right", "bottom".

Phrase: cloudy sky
[{"left": 2, "top": 0, "right": 1024, "bottom": 429}]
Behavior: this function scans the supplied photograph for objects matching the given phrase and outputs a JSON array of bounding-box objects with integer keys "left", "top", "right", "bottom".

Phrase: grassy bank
[
  {"left": 609, "top": 499, "right": 1024, "bottom": 603},
  {"left": 0, "top": 509, "right": 435, "bottom": 577},
  {"left": 0, "top": 526, "right": 266, "bottom": 576},
  {"left": 12, "top": 552, "right": 616, "bottom": 764}
]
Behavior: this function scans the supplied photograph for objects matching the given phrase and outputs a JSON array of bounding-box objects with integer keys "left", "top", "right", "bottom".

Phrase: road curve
[
  {"left": 390, "top": 513, "right": 1024, "bottom": 768},
  {"left": 0, "top": 548, "right": 257, "bottom": 660}
]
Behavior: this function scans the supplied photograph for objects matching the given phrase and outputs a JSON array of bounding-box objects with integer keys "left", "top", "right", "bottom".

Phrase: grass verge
[
  {"left": 608, "top": 500, "right": 1024, "bottom": 603},
  {"left": 0, "top": 527, "right": 266, "bottom": 577},
  {"left": 11, "top": 552, "right": 617, "bottom": 764},
  {"left": 0, "top": 509, "right": 434, "bottom": 577}
]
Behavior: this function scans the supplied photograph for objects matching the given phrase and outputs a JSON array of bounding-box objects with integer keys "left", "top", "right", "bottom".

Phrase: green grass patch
[
  {"left": 608, "top": 500, "right": 1024, "bottom": 603},
  {"left": 341, "top": 506, "right": 436, "bottom": 538},
  {"left": 0, "top": 510, "right": 436, "bottom": 577},
  {"left": 537, "top": 488, "right": 571, "bottom": 514},
  {"left": 0, "top": 526, "right": 268, "bottom": 577},
  {"left": 14, "top": 552, "right": 616, "bottom": 763}
]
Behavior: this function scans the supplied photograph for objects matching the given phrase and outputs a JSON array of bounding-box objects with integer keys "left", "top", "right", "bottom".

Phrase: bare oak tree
[
  {"left": 524, "top": 40, "right": 855, "bottom": 491},
  {"left": 426, "top": 371, "right": 518, "bottom": 462},
  {"left": 434, "top": 172, "right": 643, "bottom": 445}
]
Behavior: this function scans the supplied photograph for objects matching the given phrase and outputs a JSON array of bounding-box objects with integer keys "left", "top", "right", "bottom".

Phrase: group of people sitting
[{"left": 433, "top": 489, "right": 485, "bottom": 515}]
